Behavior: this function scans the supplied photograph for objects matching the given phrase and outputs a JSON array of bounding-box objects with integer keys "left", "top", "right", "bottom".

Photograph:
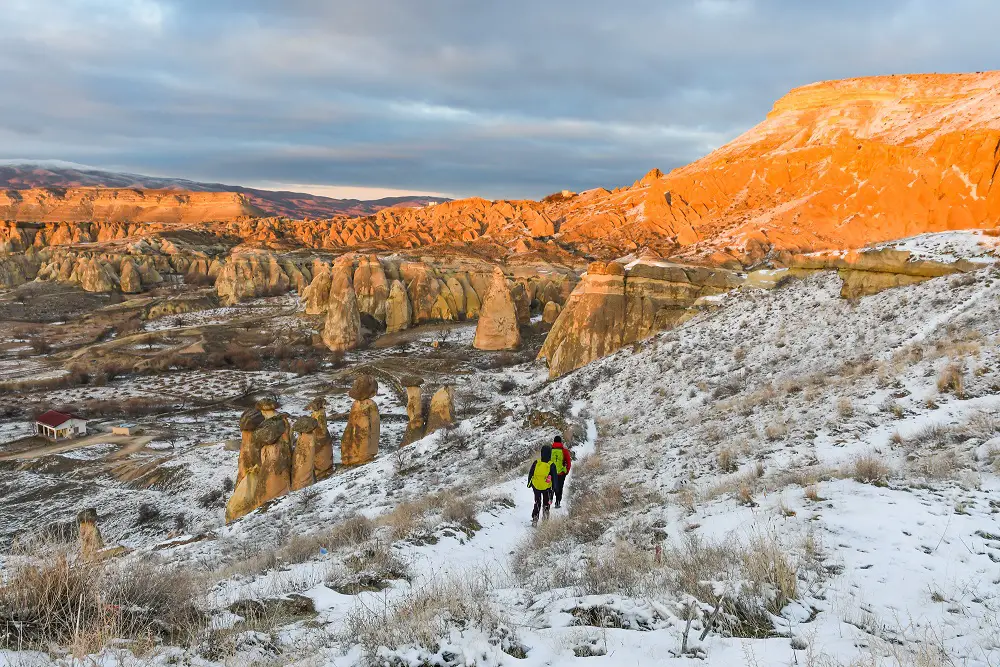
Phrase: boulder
[
  {"left": 473, "top": 269, "right": 522, "bottom": 351},
  {"left": 341, "top": 399, "right": 380, "bottom": 465},
  {"left": 425, "top": 385, "right": 455, "bottom": 435},
  {"left": 78, "top": 508, "right": 105, "bottom": 560},
  {"left": 349, "top": 374, "right": 378, "bottom": 400},
  {"left": 542, "top": 300, "right": 562, "bottom": 324},
  {"left": 322, "top": 261, "right": 361, "bottom": 352},
  {"left": 385, "top": 279, "right": 412, "bottom": 333}
]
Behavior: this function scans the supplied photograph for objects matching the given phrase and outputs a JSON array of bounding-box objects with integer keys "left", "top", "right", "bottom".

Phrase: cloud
[{"left": 0, "top": 0, "right": 997, "bottom": 198}]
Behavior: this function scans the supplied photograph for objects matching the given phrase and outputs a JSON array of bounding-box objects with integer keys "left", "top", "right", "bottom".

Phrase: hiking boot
[
  {"left": 531, "top": 516, "right": 538, "bottom": 526},
  {"left": 554, "top": 502, "right": 561, "bottom": 509},
  {"left": 543, "top": 507, "right": 550, "bottom": 521}
]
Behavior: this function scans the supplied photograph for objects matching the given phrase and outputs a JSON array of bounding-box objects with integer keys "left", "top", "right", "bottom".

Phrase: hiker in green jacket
[
  {"left": 526, "top": 444, "right": 554, "bottom": 525},
  {"left": 550, "top": 435, "right": 572, "bottom": 509}
]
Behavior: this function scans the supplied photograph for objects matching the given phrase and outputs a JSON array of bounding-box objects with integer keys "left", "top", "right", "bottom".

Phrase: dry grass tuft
[
  {"left": 717, "top": 448, "right": 738, "bottom": 473},
  {"left": 852, "top": 453, "right": 890, "bottom": 486},
  {"left": 0, "top": 544, "right": 203, "bottom": 654},
  {"left": 343, "top": 572, "right": 519, "bottom": 666},
  {"left": 936, "top": 363, "right": 965, "bottom": 398}
]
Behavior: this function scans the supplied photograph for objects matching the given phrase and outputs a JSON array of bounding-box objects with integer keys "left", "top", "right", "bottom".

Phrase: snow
[{"left": 6, "top": 254, "right": 1000, "bottom": 666}]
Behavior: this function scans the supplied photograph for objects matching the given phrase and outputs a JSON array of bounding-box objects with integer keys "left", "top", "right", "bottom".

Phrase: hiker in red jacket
[{"left": 550, "top": 435, "right": 572, "bottom": 509}]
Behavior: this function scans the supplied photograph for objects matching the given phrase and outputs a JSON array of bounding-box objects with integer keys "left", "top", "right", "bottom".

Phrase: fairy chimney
[{"left": 341, "top": 374, "right": 380, "bottom": 465}]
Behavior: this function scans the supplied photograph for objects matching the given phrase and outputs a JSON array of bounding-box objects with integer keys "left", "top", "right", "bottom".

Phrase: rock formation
[
  {"left": 385, "top": 280, "right": 412, "bottom": 333},
  {"left": 307, "top": 397, "right": 334, "bottom": 479},
  {"left": 78, "top": 508, "right": 105, "bottom": 560},
  {"left": 779, "top": 248, "right": 976, "bottom": 299},
  {"left": 354, "top": 255, "right": 389, "bottom": 322},
  {"left": 538, "top": 261, "right": 740, "bottom": 378},
  {"left": 226, "top": 399, "right": 292, "bottom": 522},
  {"left": 402, "top": 376, "right": 425, "bottom": 446},
  {"left": 236, "top": 407, "right": 265, "bottom": 484},
  {"left": 341, "top": 375, "right": 380, "bottom": 465},
  {"left": 322, "top": 260, "right": 362, "bottom": 351},
  {"left": 473, "top": 269, "right": 522, "bottom": 351},
  {"left": 291, "top": 417, "right": 318, "bottom": 491},
  {"left": 542, "top": 301, "right": 562, "bottom": 325},
  {"left": 425, "top": 385, "right": 455, "bottom": 435},
  {"left": 119, "top": 259, "right": 143, "bottom": 293},
  {"left": 256, "top": 399, "right": 293, "bottom": 502},
  {"left": 215, "top": 253, "right": 293, "bottom": 304}
]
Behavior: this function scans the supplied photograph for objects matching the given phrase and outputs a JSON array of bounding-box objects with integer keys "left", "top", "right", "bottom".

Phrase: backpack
[
  {"left": 551, "top": 447, "right": 566, "bottom": 474},
  {"left": 531, "top": 460, "right": 553, "bottom": 490}
]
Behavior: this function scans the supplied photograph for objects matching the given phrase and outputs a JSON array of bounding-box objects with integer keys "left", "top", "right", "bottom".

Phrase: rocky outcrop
[
  {"left": 354, "top": 255, "right": 389, "bottom": 322},
  {"left": 78, "top": 508, "right": 105, "bottom": 560},
  {"left": 539, "top": 260, "right": 741, "bottom": 378},
  {"left": 385, "top": 280, "right": 412, "bottom": 334},
  {"left": 291, "top": 417, "right": 318, "bottom": 491},
  {"left": 425, "top": 385, "right": 455, "bottom": 435},
  {"left": 473, "top": 269, "right": 522, "bottom": 351},
  {"left": 235, "top": 407, "right": 264, "bottom": 485},
  {"left": 780, "top": 248, "right": 977, "bottom": 299},
  {"left": 341, "top": 375, "right": 380, "bottom": 466},
  {"left": 215, "top": 253, "right": 293, "bottom": 304},
  {"left": 402, "top": 376, "right": 425, "bottom": 446},
  {"left": 226, "top": 399, "right": 292, "bottom": 522},
  {"left": 302, "top": 264, "right": 332, "bottom": 314},
  {"left": 542, "top": 301, "right": 562, "bottom": 324},
  {"left": 307, "top": 397, "right": 334, "bottom": 479},
  {"left": 0, "top": 253, "right": 40, "bottom": 288},
  {"left": 119, "top": 259, "right": 143, "bottom": 293},
  {"left": 0, "top": 187, "right": 262, "bottom": 224},
  {"left": 322, "top": 261, "right": 361, "bottom": 352}
]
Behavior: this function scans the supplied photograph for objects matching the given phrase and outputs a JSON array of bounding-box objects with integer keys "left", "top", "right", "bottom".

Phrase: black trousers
[
  {"left": 531, "top": 488, "right": 552, "bottom": 520},
  {"left": 552, "top": 473, "right": 567, "bottom": 505}
]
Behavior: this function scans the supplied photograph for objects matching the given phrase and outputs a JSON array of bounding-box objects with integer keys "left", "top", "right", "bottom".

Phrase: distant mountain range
[{"left": 0, "top": 163, "right": 450, "bottom": 219}]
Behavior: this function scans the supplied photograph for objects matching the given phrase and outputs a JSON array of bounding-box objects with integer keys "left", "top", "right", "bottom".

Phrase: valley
[{"left": 0, "top": 70, "right": 999, "bottom": 667}]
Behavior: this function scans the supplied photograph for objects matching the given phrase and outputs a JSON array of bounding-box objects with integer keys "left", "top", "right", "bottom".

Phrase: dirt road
[{"left": 0, "top": 432, "right": 155, "bottom": 461}]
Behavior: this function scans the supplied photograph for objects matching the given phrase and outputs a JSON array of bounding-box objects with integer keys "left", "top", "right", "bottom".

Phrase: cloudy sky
[{"left": 1, "top": 0, "right": 998, "bottom": 199}]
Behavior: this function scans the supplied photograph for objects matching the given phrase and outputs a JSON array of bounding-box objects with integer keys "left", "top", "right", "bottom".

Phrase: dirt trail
[{"left": 0, "top": 432, "right": 154, "bottom": 461}]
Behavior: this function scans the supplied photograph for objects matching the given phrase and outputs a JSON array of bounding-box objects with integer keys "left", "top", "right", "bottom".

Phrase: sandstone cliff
[
  {"left": 538, "top": 260, "right": 741, "bottom": 378},
  {"left": 0, "top": 188, "right": 263, "bottom": 224}
]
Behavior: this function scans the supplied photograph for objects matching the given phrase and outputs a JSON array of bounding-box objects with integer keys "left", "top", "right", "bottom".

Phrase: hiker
[
  {"left": 550, "top": 435, "right": 572, "bottom": 509},
  {"left": 527, "top": 444, "right": 554, "bottom": 525}
]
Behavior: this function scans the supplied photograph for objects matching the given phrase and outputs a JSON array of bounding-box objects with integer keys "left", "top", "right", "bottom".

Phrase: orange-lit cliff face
[
  {"left": 546, "top": 72, "right": 1000, "bottom": 263},
  {"left": 0, "top": 188, "right": 264, "bottom": 224}
]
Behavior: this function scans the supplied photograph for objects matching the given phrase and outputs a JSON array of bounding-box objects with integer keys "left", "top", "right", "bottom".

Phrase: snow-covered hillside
[{"left": 4, "top": 241, "right": 1000, "bottom": 666}]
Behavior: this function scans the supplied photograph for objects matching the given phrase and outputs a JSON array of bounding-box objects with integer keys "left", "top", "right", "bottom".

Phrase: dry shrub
[
  {"left": 0, "top": 546, "right": 203, "bottom": 653},
  {"left": 836, "top": 397, "right": 855, "bottom": 419},
  {"left": 852, "top": 453, "right": 890, "bottom": 486},
  {"left": 763, "top": 420, "right": 788, "bottom": 441},
  {"left": 717, "top": 447, "right": 738, "bottom": 473},
  {"left": 936, "top": 363, "right": 965, "bottom": 398},
  {"left": 328, "top": 515, "right": 376, "bottom": 549},
  {"left": 804, "top": 485, "right": 820, "bottom": 502},
  {"left": 377, "top": 491, "right": 480, "bottom": 541},
  {"left": 664, "top": 532, "right": 796, "bottom": 637},
  {"left": 328, "top": 540, "right": 411, "bottom": 595},
  {"left": 581, "top": 542, "right": 665, "bottom": 597},
  {"left": 343, "top": 572, "right": 519, "bottom": 666}
]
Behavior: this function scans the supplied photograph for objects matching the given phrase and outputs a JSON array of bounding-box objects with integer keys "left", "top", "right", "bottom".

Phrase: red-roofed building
[{"left": 35, "top": 410, "right": 88, "bottom": 440}]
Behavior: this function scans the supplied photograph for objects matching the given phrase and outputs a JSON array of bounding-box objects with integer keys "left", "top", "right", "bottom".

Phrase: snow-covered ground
[{"left": 3, "top": 235, "right": 1000, "bottom": 666}]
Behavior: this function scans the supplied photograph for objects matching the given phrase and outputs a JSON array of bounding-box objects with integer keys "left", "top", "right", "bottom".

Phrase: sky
[{"left": 1, "top": 0, "right": 998, "bottom": 200}]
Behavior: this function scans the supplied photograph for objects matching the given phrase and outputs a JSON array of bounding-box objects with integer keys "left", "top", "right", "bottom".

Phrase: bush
[
  {"left": 937, "top": 363, "right": 965, "bottom": 398},
  {"left": 853, "top": 454, "right": 890, "bottom": 485},
  {"left": 342, "top": 573, "right": 516, "bottom": 665},
  {"left": 135, "top": 503, "right": 161, "bottom": 526},
  {"left": 0, "top": 547, "right": 203, "bottom": 652},
  {"left": 198, "top": 489, "right": 224, "bottom": 508}
]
